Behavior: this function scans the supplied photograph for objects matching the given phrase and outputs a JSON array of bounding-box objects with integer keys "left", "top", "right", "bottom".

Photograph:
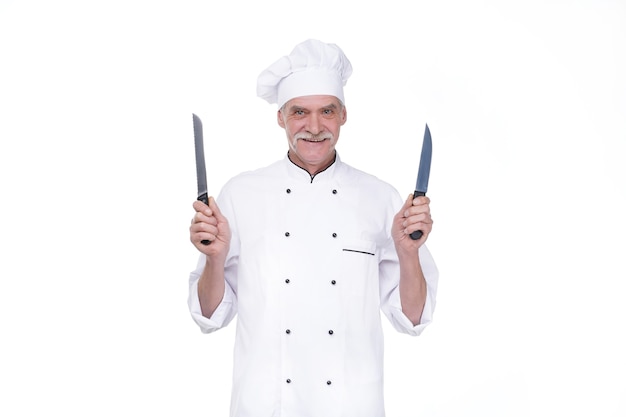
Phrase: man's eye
[{"left": 295, "top": 110, "right": 305, "bottom": 115}]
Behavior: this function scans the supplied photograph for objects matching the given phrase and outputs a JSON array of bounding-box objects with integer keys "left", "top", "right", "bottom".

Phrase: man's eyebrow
[{"left": 286, "top": 103, "right": 338, "bottom": 112}]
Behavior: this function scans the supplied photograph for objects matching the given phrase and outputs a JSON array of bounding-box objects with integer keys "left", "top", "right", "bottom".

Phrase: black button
[
  {"left": 326, "top": 380, "right": 332, "bottom": 385},
  {"left": 331, "top": 280, "right": 336, "bottom": 285},
  {"left": 328, "top": 330, "right": 334, "bottom": 335},
  {"left": 332, "top": 233, "right": 337, "bottom": 238},
  {"left": 286, "top": 188, "right": 291, "bottom": 194},
  {"left": 286, "top": 329, "right": 291, "bottom": 334},
  {"left": 332, "top": 189, "right": 337, "bottom": 194},
  {"left": 285, "top": 232, "right": 290, "bottom": 237},
  {"left": 286, "top": 379, "right": 292, "bottom": 384},
  {"left": 285, "top": 278, "right": 290, "bottom": 284}
]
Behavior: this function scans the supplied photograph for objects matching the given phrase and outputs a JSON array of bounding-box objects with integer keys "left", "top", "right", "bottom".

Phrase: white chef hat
[{"left": 257, "top": 39, "right": 353, "bottom": 108}]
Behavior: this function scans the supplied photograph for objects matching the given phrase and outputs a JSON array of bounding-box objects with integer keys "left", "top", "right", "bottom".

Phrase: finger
[
  {"left": 403, "top": 196, "right": 430, "bottom": 218},
  {"left": 398, "top": 194, "right": 414, "bottom": 219},
  {"left": 405, "top": 205, "right": 431, "bottom": 219},
  {"left": 193, "top": 197, "right": 219, "bottom": 217},
  {"left": 405, "top": 211, "right": 432, "bottom": 224},
  {"left": 191, "top": 207, "right": 217, "bottom": 225},
  {"left": 404, "top": 198, "right": 432, "bottom": 219},
  {"left": 403, "top": 194, "right": 414, "bottom": 210},
  {"left": 402, "top": 212, "right": 432, "bottom": 231},
  {"left": 208, "top": 196, "right": 227, "bottom": 223},
  {"left": 412, "top": 195, "right": 430, "bottom": 206},
  {"left": 191, "top": 230, "right": 215, "bottom": 246},
  {"left": 192, "top": 214, "right": 218, "bottom": 228},
  {"left": 405, "top": 218, "right": 433, "bottom": 238},
  {"left": 193, "top": 198, "right": 209, "bottom": 210},
  {"left": 190, "top": 221, "right": 218, "bottom": 241},
  {"left": 406, "top": 198, "right": 431, "bottom": 217}
]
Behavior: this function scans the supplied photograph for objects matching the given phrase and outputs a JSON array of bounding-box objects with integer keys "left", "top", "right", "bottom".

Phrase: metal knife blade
[
  {"left": 193, "top": 113, "right": 210, "bottom": 245},
  {"left": 409, "top": 124, "right": 432, "bottom": 240}
]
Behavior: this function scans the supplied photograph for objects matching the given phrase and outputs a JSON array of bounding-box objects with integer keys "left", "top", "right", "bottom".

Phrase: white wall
[{"left": 1, "top": 1, "right": 624, "bottom": 416}]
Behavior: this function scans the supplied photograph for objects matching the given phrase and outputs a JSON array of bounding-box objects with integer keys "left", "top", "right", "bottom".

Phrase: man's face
[{"left": 277, "top": 95, "right": 347, "bottom": 175}]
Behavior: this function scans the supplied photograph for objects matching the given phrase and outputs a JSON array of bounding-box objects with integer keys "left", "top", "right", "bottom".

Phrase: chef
[{"left": 188, "top": 39, "right": 438, "bottom": 417}]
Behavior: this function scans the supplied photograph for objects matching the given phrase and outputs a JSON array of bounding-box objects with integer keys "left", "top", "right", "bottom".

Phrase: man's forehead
[{"left": 285, "top": 95, "right": 342, "bottom": 109}]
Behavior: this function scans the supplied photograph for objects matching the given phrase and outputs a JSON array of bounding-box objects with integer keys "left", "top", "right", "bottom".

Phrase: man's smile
[{"left": 301, "top": 137, "right": 327, "bottom": 143}]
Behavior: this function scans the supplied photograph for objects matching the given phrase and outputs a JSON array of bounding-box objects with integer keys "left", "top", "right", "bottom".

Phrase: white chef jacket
[{"left": 188, "top": 154, "right": 438, "bottom": 417}]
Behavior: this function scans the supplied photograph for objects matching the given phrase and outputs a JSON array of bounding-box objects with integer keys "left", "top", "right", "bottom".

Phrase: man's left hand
[{"left": 392, "top": 194, "right": 433, "bottom": 253}]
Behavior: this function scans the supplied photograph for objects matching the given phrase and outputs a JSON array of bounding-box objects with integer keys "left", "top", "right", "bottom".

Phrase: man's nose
[{"left": 306, "top": 113, "right": 321, "bottom": 135}]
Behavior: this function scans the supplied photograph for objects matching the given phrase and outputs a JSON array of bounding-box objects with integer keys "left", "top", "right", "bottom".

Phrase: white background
[{"left": 1, "top": 0, "right": 625, "bottom": 416}]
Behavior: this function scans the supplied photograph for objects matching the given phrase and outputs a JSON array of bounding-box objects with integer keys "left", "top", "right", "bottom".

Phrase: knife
[
  {"left": 409, "top": 124, "right": 432, "bottom": 240},
  {"left": 193, "top": 113, "right": 211, "bottom": 245}
]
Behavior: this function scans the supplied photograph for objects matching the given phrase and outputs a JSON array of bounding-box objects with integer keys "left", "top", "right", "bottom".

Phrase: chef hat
[{"left": 256, "top": 39, "right": 353, "bottom": 108}]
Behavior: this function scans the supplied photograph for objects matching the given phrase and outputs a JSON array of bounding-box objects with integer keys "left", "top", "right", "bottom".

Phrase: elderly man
[{"left": 188, "top": 39, "right": 438, "bottom": 417}]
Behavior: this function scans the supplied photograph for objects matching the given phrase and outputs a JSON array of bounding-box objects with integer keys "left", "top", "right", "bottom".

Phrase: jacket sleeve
[
  {"left": 187, "top": 254, "right": 238, "bottom": 333},
  {"left": 379, "top": 244, "right": 438, "bottom": 336},
  {"left": 187, "top": 182, "right": 240, "bottom": 333},
  {"left": 378, "top": 191, "right": 439, "bottom": 336}
]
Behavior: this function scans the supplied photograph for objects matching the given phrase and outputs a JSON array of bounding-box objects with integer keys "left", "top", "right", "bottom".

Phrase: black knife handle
[
  {"left": 197, "top": 192, "right": 211, "bottom": 245},
  {"left": 409, "top": 191, "right": 426, "bottom": 240}
]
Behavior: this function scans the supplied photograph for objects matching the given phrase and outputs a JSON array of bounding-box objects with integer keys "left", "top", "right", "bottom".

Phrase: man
[{"left": 188, "top": 39, "right": 438, "bottom": 417}]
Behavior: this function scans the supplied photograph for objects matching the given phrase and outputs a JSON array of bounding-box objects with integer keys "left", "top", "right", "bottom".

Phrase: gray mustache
[{"left": 295, "top": 132, "right": 334, "bottom": 141}]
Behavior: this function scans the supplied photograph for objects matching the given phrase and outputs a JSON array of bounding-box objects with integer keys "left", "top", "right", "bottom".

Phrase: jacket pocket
[
  {"left": 341, "top": 239, "right": 377, "bottom": 257},
  {"left": 338, "top": 239, "right": 379, "bottom": 301}
]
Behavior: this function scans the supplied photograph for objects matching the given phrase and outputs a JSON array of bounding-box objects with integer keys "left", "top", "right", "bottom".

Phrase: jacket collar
[{"left": 284, "top": 152, "right": 341, "bottom": 183}]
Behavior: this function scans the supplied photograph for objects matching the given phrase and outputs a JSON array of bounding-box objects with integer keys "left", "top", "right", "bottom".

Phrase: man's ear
[
  {"left": 277, "top": 110, "right": 285, "bottom": 128},
  {"left": 340, "top": 106, "right": 347, "bottom": 125}
]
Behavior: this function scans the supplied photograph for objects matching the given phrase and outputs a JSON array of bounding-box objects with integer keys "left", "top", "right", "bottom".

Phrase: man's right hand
[{"left": 190, "top": 197, "right": 231, "bottom": 259}]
